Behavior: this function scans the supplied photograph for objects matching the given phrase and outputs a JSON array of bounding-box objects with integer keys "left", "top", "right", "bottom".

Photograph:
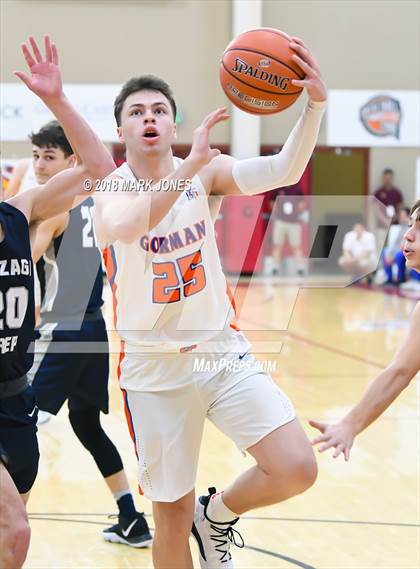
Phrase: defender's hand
[
  {"left": 14, "top": 35, "right": 63, "bottom": 101},
  {"left": 309, "top": 419, "right": 356, "bottom": 461}
]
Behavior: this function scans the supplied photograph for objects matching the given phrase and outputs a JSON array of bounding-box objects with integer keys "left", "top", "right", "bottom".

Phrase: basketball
[{"left": 219, "top": 28, "right": 304, "bottom": 115}]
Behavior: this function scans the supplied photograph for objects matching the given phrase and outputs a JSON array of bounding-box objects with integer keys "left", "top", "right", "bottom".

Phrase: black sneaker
[
  {"left": 102, "top": 512, "right": 152, "bottom": 548},
  {"left": 192, "top": 487, "right": 244, "bottom": 568}
]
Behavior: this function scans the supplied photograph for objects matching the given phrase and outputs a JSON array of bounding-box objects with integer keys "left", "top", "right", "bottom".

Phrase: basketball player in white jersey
[
  {"left": 17, "top": 35, "right": 327, "bottom": 569},
  {"left": 311, "top": 199, "right": 420, "bottom": 460}
]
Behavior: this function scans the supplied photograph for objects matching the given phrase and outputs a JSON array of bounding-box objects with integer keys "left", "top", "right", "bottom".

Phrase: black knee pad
[{"left": 68, "top": 407, "right": 123, "bottom": 478}]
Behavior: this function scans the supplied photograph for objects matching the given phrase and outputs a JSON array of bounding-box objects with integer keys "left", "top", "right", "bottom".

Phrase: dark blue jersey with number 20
[{"left": 0, "top": 202, "right": 35, "bottom": 382}]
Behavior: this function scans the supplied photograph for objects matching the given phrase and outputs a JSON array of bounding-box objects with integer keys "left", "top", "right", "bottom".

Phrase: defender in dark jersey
[
  {"left": 0, "top": 161, "right": 107, "bottom": 569},
  {"left": 28, "top": 122, "right": 152, "bottom": 548},
  {"left": 0, "top": 200, "right": 38, "bottom": 494}
]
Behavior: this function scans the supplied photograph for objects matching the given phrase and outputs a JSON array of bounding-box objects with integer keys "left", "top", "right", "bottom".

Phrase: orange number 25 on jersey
[{"left": 152, "top": 250, "right": 206, "bottom": 304}]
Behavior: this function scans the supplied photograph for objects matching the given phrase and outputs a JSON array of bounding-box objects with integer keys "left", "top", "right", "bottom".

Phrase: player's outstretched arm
[
  {"left": 30, "top": 213, "right": 68, "bottom": 263},
  {"left": 206, "top": 37, "right": 327, "bottom": 196},
  {"left": 95, "top": 107, "right": 229, "bottom": 245},
  {"left": 9, "top": 165, "right": 92, "bottom": 225},
  {"left": 310, "top": 302, "right": 420, "bottom": 461},
  {"left": 15, "top": 35, "right": 115, "bottom": 181}
]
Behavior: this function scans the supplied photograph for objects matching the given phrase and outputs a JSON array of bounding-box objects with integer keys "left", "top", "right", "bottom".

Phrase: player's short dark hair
[
  {"left": 114, "top": 75, "right": 177, "bottom": 126},
  {"left": 383, "top": 168, "right": 394, "bottom": 176},
  {"left": 409, "top": 199, "right": 420, "bottom": 221},
  {"left": 30, "top": 120, "right": 74, "bottom": 157}
]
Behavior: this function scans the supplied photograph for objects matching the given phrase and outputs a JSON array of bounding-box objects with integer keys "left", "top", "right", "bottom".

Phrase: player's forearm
[
  {"left": 104, "top": 157, "right": 204, "bottom": 243},
  {"left": 278, "top": 99, "right": 326, "bottom": 184},
  {"left": 41, "top": 93, "right": 116, "bottom": 179},
  {"left": 29, "top": 166, "right": 91, "bottom": 223},
  {"left": 149, "top": 157, "right": 207, "bottom": 228},
  {"left": 232, "top": 100, "right": 326, "bottom": 194},
  {"left": 341, "top": 365, "right": 413, "bottom": 436},
  {"left": 30, "top": 228, "right": 47, "bottom": 263}
]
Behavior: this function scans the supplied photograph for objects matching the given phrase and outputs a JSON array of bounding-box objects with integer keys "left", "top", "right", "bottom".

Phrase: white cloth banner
[
  {"left": 1, "top": 83, "right": 121, "bottom": 142},
  {"left": 326, "top": 90, "right": 420, "bottom": 147}
]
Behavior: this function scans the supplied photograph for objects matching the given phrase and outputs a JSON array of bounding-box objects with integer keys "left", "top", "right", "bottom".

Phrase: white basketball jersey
[{"left": 105, "top": 159, "right": 235, "bottom": 350}]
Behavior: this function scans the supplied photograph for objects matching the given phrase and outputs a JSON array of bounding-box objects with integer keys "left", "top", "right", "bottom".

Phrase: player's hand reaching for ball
[
  {"left": 289, "top": 37, "right": 327, "bottom": 103},
  {"left": 187, "top": 107, "right": 230, "bottom": 169},
  {"left": 309, "top": 419, "right": 356, "bottom": 461},
  {"left": 15, "top": 35, "right": 63, "bottom": 102}
]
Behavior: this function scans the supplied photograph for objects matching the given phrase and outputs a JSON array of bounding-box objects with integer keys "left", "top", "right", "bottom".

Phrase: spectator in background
[
  {"left": 270, "top": 184, "right": 307, "bottom": 276},
  {"left": 381, "top": 207, "right": 410, "bottom": 285},
  {"left": 374, "top": 168, "right": 403, "bottom": 248},
  {"left": 339, "top": 222, "right": 377, "bottom": 280}
]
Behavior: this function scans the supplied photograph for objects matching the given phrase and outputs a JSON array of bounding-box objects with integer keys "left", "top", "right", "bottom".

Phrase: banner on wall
[
  {"left": 326, "top": 90, "right": 420, "bottom": 147},
  {"left": 0, "top": 83, "right": 183, "bottom": 142},
  {"left": 1, "top": 83, "right": 121, "bottom": 142}
]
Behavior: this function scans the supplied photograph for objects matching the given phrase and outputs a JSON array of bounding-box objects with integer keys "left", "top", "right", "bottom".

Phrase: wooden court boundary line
[
  {"left": 28, "top": 513, "right": 419, "bottom": 528},
  {"left": 28, "top": 515, "right": 417, "bottom": 569},
  {"left": 243, "top": 545, "right": 316, "bottom": 569},
  {"left": 27, "top": 516, "right": 318, "bottom": 569},
  {"left": 243, "top": 516, "right": 419, "bottom": 528}
]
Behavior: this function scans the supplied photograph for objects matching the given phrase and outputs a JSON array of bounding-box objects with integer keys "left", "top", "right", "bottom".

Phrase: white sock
[
  {"left": 113, "top": 489, "right": 130, "bottom": 501},
  {"left": 207, "top": 491, "right": 238, "bottom": 523}
]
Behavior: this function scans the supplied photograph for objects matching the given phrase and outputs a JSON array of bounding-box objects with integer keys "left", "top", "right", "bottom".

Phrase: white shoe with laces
[{"left": 192, "top": 487, "right": 244, "bottom": 568}]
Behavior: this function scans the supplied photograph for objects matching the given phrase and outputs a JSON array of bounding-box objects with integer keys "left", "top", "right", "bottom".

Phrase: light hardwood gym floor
[{"left": 25, "top": 283, "right": 419, "bottom": 569}]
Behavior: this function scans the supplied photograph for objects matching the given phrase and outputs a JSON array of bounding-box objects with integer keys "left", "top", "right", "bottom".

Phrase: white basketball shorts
[{"left": 119, "top": 331, "right": 295, "bottom": 502}]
